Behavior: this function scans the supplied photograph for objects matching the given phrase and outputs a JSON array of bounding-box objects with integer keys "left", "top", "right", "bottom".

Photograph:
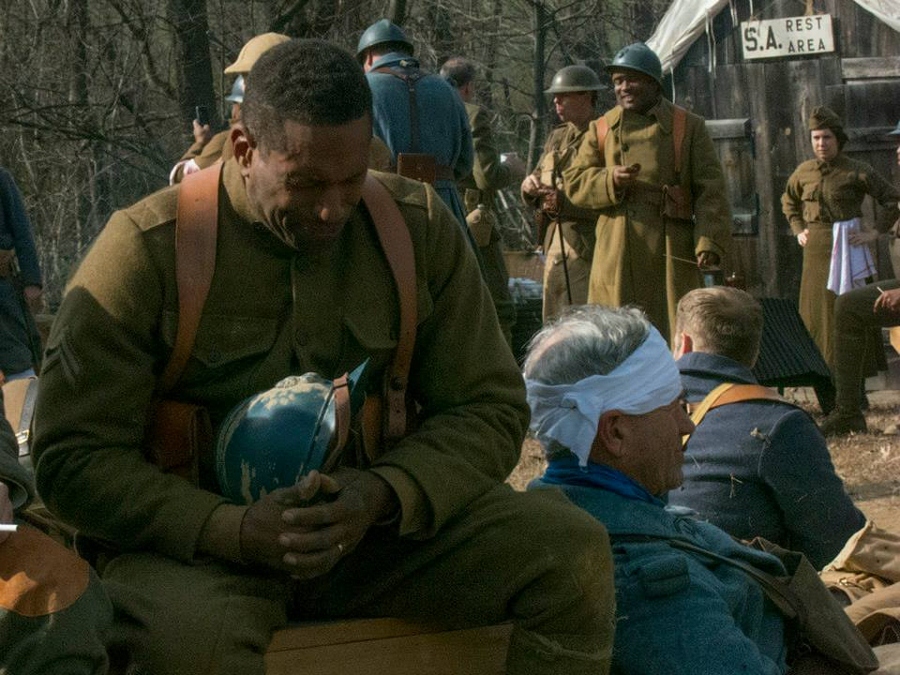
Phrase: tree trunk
[{"left": 169, "top": 0, "right": 217, "bottom": 128}]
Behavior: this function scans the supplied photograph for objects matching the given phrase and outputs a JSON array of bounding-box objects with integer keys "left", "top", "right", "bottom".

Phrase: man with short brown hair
[{"left": 670, "top": 287, "right": 864, "bottom": 569}]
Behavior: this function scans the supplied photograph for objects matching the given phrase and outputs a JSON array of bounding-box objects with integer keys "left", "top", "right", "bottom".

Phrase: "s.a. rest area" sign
[{"left": 741, "top": 14, "right": 835, "bottom": 60}]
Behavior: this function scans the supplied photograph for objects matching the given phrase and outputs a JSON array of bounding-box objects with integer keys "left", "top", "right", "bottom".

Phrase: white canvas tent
[{"left": 646, "top": 0, "right": 900, "bottom": 77}]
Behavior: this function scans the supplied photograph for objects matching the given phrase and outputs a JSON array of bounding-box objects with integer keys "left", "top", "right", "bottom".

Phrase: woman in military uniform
[{"left": 781, "top": 107, "right": 899, "bottom": 370}]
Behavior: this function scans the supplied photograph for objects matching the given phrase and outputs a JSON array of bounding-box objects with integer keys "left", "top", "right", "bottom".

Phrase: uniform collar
[
  {"left": 676, "top": 351, "right": 757, "bottom": 400},
  {"left": 608, "top": 97, "right": 672, "bottom": 132},
  {"left": 369, "top": 52, "right": 420, "bottom": 71},
  {"left": 222, "top": 157, "right": 256, "bottom": 226}
]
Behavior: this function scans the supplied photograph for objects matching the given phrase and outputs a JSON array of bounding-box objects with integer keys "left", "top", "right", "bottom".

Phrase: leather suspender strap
[
  {"left": 361, "top": 175, "right": 417, "bottom": 441},
  {"left": 595, "top": 116, "right": 609, "bottom": 164},
  {"left": 684, "top": 382, "right": 786, "bottom": 446},
  {"left": 672, "top": 105, "right": 687, "bottom": 181},
  {"left": 157, "top": 163, "right": 222, "bottom": 394},
  {"left": 373, "top": 65, "right": 423, "bottom": 153},
  {"left": 156, "top": 166, "right": 415, "bottom": 443}
]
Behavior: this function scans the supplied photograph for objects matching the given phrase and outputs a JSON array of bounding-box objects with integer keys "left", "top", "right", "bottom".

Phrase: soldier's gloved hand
[{"left": 239, "top": 472, "right": 342, "bottom": 575}]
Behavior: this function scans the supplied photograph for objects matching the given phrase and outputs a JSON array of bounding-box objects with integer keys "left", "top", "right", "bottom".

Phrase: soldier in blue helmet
[
  {"left": 356, "top": 19, "right": 474, "bottom": 231},
  {"left": 562, "top": 42, "right": 732, "bottom": 342}
]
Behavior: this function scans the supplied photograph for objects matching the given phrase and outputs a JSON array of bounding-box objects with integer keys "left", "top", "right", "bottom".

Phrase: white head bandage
[{"left": 525, "top": 327, "right": 682, "bottom": 466}]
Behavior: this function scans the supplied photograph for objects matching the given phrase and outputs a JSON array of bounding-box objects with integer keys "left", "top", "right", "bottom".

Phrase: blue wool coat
[
  {"left": 366, "top": 53, "right": 473, "bottom": 226},
  {"left": 529, "top": 477, "right": 789, "bottom": 675},
  {"left": 670, "top": 352, "right": 865, "bottom": 569}
]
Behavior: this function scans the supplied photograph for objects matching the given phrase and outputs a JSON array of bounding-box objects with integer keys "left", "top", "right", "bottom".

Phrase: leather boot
[{"left": 820, "top": 408, "right": 868, "bottom": 436}]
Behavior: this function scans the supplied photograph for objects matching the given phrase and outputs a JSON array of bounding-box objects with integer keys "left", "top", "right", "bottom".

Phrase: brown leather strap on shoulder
[
  {"left": 672, "top": 105, "right": 687, "bottom": 180},
  {"left": 707, "top": 383, "right": 784, "bottom": 409},
  {"left": 158, "top": 163, "right": 222, "bottom": 394},
  {"left": 595, "top": 116, "right": 610, "bottom": 165},
  {"left": 361, "top": 174, "right": 417, "bottom": 441},
  {"left": 685, "top": 382, "right": 786, "bottom": 446}
]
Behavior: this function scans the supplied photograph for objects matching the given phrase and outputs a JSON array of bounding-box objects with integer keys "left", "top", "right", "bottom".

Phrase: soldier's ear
[
  {"left": 592, "top": 410, "right": 626, "bottom": 461},
  {"left": 673, "top": 332, "right": 693, "bottom": 359},
  {"left": 231, "top": 124, "right": 254, "bottom": 172}
]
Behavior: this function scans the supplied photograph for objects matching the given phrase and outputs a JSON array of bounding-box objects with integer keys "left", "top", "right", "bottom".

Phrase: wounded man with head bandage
[{"left": 523, "top": 305, "right": 877, "bottom": 675}]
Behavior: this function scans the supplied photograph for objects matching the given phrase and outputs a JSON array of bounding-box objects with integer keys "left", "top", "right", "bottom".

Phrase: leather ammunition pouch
[
  {"left": 395, "top": 153, "right": 454, "bottom": 184},
  {"left": 466, "top": 207, "right": 496, "bottom": 248},
  {"left": 662, "top": 184, "right": 693, "bottom": 221},
  {"left": 143, "top": 399, "right": 210, "bottom": 485}
]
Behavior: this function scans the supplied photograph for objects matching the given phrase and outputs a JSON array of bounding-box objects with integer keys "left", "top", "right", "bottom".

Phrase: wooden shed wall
[{"left": 668, "top": 0, "right": 900, "bottom": 299}]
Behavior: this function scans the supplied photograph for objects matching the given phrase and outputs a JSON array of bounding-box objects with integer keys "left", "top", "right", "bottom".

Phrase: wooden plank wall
[{"left": 667, "top": 0, "right": 900, "bottom": 299}]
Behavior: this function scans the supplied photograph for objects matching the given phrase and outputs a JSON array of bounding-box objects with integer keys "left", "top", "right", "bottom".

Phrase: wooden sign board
[{"left": 741, "top": 14, "right": 835, "bottom": 60}]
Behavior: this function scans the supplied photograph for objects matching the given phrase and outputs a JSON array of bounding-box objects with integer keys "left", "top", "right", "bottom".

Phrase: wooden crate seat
[{"left": 265, "top": 618, "right": 512, "bottom": 675}]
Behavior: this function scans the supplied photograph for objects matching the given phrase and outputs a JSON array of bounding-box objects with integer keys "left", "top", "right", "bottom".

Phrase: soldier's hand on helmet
[
  {"left": 612, "top": 164, "right": 641, "bottom": 189},
  {"left": 239, "top": 473, "right": 342, "bottom": 575},
  {"left": 276, "top": 468, "right": 399, "bottom": 580}
]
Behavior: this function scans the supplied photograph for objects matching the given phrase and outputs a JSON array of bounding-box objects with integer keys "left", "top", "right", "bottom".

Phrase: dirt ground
[{"left": 508, "top": 388, "right": 900, "bottom": 536}]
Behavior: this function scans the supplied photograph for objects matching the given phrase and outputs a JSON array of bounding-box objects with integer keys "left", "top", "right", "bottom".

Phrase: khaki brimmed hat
[{"left": 224, "top": 33, "right": 291, "bottom": 75}]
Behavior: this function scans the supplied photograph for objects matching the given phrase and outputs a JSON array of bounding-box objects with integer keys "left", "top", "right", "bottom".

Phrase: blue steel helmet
[
  {"left": 215, "top": 361, "right": 369, "bottom": 504},
  {"left": 356, "top": 19, "right": 413, "bottom": 61},
  {"left": 225, "top": 75, "right": 244, "bottom": 104},
  {"left": 606, "top": 42, "right": 663, "bottom": 85}
]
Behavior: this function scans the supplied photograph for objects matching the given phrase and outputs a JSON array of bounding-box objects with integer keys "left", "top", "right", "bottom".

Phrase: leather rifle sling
[
  {"left": 595, "top": 116, "right": 609, "bottom": 163},
  {"left": 672, "top": 105, "right": 686, "bottom": 181},
  {"left": 361, "top": 174, "right": 417, "bottom": 441},
  {"left": 157, "top": 163, "right": 222, "bottom": 394},
  {"left": 684, "top": 382, "right": 788, "bottom": 446}
]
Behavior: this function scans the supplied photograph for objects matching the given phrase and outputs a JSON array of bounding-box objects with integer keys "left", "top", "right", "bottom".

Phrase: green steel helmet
[
  {"left": 544, "top": 65, "right": 602, "bottom": 94},
  {"left": 606, "top": 42, "right": 663, "bottom": 85},
  {"left": 215, "top": 361, "right": 369, "bottom": 504},
  {"left": 225, "top": 75, "right": 244, "bottom": 104},
  {"left": 356, "top": 19, "right": 413, "bottom": 60}
]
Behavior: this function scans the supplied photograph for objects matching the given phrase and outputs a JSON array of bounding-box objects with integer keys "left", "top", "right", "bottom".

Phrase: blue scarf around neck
[{"left": 542, "top": 455, "right": 664, "bottom": 506}]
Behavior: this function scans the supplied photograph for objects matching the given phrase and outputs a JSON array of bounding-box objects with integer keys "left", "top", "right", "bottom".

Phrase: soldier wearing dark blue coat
[
  {"left": 669, "top": 287, "right": 865, "bottom": 569},
  {"left": 0, "top": 168, "right": 42, "bottom": 379},
  {"left": 357, "top": 20, "right": 473, "bottom": 228}
]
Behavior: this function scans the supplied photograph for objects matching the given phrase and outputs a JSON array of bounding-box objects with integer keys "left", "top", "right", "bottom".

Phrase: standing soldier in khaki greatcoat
[
  {"left": 521, "top": 65, "right": 603, "bottom": 321},
  {"left": 563, "top": 43, "right": 732, "bottom": 341}
]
